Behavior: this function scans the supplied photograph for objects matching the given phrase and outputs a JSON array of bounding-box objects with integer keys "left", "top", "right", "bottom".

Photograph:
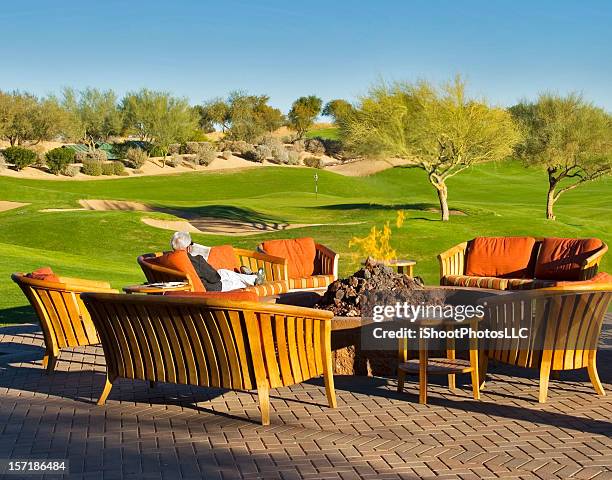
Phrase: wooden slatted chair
[
  {"left": 81, "top": 293, "right": 336, "bottom": 425},
  {"left": 11, "top": 273, "right": 118, "bottom": 373},
  {"left": 479, "top": 285, "right": 612, "bottom": 403}
]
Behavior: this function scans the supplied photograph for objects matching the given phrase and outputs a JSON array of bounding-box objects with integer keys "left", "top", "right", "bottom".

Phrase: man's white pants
[{"left": 218, "top": 269, "right": 258, "bottom": 292}]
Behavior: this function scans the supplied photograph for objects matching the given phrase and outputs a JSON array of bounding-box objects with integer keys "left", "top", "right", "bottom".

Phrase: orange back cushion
[
  {"left": 207, "top": 245, "right": 239, "bottom": 271},
  {"left": 165, "top": 290, "right": 259, "bottom": 302},
  {"left": 465, "top": 237, "right": 536, "bottom": 278},
  {"left": 535, "top": 237, "right": 603, "bottom": 280},
  {"left": 27, "top": 267, "right": 61, "bottom": 283},
  {"left": 156, "top": 250, "right": 205, "bottom": 292},
  {"left": 261, "top": 237, "right": 316, "bottom": 278}
]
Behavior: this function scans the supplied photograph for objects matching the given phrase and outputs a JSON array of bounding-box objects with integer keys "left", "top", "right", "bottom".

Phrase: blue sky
[{"left": 1, "top": 0, "right": 611, "bottom": 112}]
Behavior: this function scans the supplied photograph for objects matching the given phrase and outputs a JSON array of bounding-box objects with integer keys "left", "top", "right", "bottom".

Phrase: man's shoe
[
  {"left": 240, "top": 266, "right": 253, "bottom": 275},
  {"left": 255, "top": 268, "right": 266, "bottom": 285}
]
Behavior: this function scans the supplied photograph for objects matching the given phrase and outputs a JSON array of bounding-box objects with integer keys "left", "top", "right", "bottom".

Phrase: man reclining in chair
[{"left": 171, "top": 231, "right": 265, "bottom": 291}]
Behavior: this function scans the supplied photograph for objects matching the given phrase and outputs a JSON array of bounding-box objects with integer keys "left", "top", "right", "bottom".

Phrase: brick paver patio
[{"left": 0, "top": 318, "right": 610, "bottom": 480}]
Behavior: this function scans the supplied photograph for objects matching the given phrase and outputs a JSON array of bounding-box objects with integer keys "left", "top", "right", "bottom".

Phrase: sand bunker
[
  {"left": 0, "top": 201, "right": 29, "bottom": 212},
  {"left": 328, "top": 158, "right": 413, "bottom": 176},
  {"left": 40, "top": 198, "right": 363, "bottom": 236}
]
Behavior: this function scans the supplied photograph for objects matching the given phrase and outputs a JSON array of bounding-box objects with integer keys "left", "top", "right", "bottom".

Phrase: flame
[
  {"left": 349, "top": 210, "right": 406, "bottom": 263},
  {"left": 396, "top": 210, "right": 405, "bottom": 229}
]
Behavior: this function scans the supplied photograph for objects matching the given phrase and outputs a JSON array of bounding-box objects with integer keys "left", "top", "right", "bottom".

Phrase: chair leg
[
  {"left": 97, "top": 377, "right": 115, "bottom": 406},
  {"left": 397, "top": 369, "right": 406, "bottom": 393},
  {"left": 257, "top": 384, "right": 271, "bottom": 426},
  {"left": 322, "top": 347, "right": 337, "bottom": 408},
  {"left": 479, "top": 353, "right": 488, "bottom": 389},
  {"left": 539, "top": 358, "right": 552, "bottom": 403},
  {"left": 43, "top": 353, "right": 58, "bottom": 374},
  {"left": 447, "top": 337, "right": 456, "bottom": 391},
  {"left": 587, "top": 354, "right": 605, "bottom": 396}
]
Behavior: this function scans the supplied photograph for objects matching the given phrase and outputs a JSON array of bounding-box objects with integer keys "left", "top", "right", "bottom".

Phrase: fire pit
[{"left": 274, "top": 259, "right": 505, "bottom": 376}]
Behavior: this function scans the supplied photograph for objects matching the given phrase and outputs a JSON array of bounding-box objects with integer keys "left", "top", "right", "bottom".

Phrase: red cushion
[
  {"left": 535, "top": 237, "right": 603, "bottom": 281},
  {"left": 165, "top": 290, "right": 259, "bottom": 302},
  {"left": 207, "top": 245, "right": 239, "bottom": 271},
  {"left": 261, "top": 237, "right": 316, "bottom": 278},
  {"left": 26, "top": 267, "right": 61, "bottom": 283},
  {"left": 156, "top": 250, "right": 205, "bottom": 292},
  {"left": 465, "top": 237, "right": 536, "bottom": 278}
]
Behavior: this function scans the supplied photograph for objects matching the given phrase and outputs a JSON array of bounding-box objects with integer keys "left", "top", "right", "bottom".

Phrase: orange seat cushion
[
  {"left": 261, "top": 237, "right": 316, "bottom": 279},
  {"left": 156, "top": 250, "right": 205, "bottom": 292},
  {"left": 165, "top": 290, "right": 259, "bottom": 302},
  {"left": 535, "top": 237, "right": 603, "bottom": 281},
  {"left": 207, "top": 245, "right": 239, "bottom": 271},
  {"left": 465, "top": 237, "right": 536, "bottom": 278},
  {"left": 27, "top": 267, "right": 61, "bottom": 283}
]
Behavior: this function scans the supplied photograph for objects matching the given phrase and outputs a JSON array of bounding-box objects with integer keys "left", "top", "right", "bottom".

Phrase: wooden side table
[
  {"left": 397, "top": 316, "right": 481, "bottom": 404},
  {"left": 123, "top": 283, "right": 192, "bottom": 295}
]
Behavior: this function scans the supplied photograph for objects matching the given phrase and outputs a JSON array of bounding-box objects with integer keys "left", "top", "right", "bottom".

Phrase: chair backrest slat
[{"left": 483, "top": 289, "right": 611, "bottom": 370}]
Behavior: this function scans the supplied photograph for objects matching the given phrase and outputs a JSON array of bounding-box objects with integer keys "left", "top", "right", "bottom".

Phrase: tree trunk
[
  {"left": 436, "top": 183, "right": 450, "bottom": 221},
  {"left": 546, "top": 185, "right": 556, "bottom": 220}
]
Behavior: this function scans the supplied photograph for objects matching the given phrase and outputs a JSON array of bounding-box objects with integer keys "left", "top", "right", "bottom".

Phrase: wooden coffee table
[
  {"left": 123, "top": 283, "right": 192, "bottom": 295},
  {"left": 397, "top": 315, "right": 481, "bottom": 404}
]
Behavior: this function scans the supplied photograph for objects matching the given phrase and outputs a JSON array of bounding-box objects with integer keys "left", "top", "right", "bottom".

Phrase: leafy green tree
[
  {"left": 3, "top": 146, "right": 37, "bottom": 170},
  {"left": 62, "top": 87, "right": 122, "bottom": 149},
  {"left": 196, "top": 99, "right": 231, "bottom": 132},
  {"left": 122, "top": 89, "right": 199, "bottom": 166},
  {"left": 322, "top": 99, "right": 353, "bottom": 124},
  {"left": 342, "top": 77, "right": 521, "bottom": 221},
  {"left": 287, "top": 95, "right": 322, "bottom": 138},
  {"left": 511, "top": 93, "right": 612, "bottom": 220}
]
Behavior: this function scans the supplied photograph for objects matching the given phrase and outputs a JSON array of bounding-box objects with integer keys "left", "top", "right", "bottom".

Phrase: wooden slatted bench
[{"left": 81, "top": 293, "right": 337, "bottom": 425}]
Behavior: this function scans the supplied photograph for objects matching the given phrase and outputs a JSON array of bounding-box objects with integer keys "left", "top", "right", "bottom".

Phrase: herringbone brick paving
[{"left": 0, "top": 319, "right": 610, "bottom": 480}]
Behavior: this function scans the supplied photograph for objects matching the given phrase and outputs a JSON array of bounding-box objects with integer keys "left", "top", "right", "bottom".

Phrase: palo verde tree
[
  {"left": 342, "top": 77, "right": 521, "bottom": 221},
  {"left": 122, "top": 89, "right": 198, "bottom": 165},
  {"left": 510, "top": 93, "right": 612, "bottom": 220},
  {"left": 197, "top": 92, "right": 284, "bottom": 141},
  {"left": 287, "top": 95, "right": 322, "bottom": 138},
  {"left": 322, "top": 99, "right": 353, "bottom": 125},
  {"left": 0, "top": 91, "right": 69, "bottom": 146},
  {"left": 62, "top": 87, "right": 123, "bottom": 149}
]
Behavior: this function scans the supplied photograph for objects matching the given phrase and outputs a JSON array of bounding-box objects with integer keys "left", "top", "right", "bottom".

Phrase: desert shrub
[
  {"left": 182, "top": 141, "right": 200, "bottom": 154},
  {"left": 75, "top": 149, "right": 108, "bottom": 163},
  {"left": 82, "top": 159, "right": 103, "bottom": 176},
  {"left": 168, "top": 143, "right": 181, "bottom": 155},
  {"left": 133, "top": 168, "right": 144, "bottom": 174},
  {"left": 254, "top": 145, "right": 271, "bottom": 162},
  {"left": 261, "top": 136, "right": 283, "bottom": 149},
  {"left": 286, "top": 151, "right": 300, "bottom": 165},
  {"left": 221, "top": 150, "right": 232, "bottom": 160},
  {"left": 225, "top": 140, "right": 252, "bottom": 154},
  {"left": 148, "top": 145, "right": 165, "bottom": 157},
  {"left": 304, "top": 138, "right": 325, "bottom": 155},
  {"left": 126, "top": 147, "right": 148, "bottom": 169},
  {"left": 195, "top": 144, "right": 216, "bottom": 165},
  {"left": 0, "top": 153, "right": 6, "bottom": 170},
  {"left": 291, "top": 139, "right": 305, "bottom": 152},
  {"left": 101, "top": 162, "right": 115, "bottom": 176},
  {"left": 3, "top": 146, "right": 37, "bottom": 171},
  {"left": 45, "top": 148, "right": 75, "bottom": 175},
  {"left": 321, "top": 138, "right": 343, "bottom": 156},
  {"left": 303, "top": 156, "right": 323, "bottom": 169},
  {"left": 168, "top": 155, "right": 182, "bottom": 167},
  {"left": 272, "top": 147, "right": 289, "bottom": 164},
  {"left": 63, "top": 165, "right": 80, "bottom": 177},
  {"left": 31, "top": 145, "right": 47, "bottom": 167},
  {"left": 112, "top": 161, "right": 126, "bottom": 175}
]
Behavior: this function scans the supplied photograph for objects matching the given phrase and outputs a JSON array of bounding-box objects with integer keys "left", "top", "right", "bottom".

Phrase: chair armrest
[
  {"left": 579, "top": 243, "right": 608, "bottom": 280},
  {"left": 57, "top": 276, "right": 112, "bottom": 290},
  {"left": 234, "top": 248, "right": 289, "bottom": 281},
  {"left": 437, "top": 241, "right": 468, "bottom": 280},
  {"left": 315, "top": 243, "right": 339, "bottom": 279}
]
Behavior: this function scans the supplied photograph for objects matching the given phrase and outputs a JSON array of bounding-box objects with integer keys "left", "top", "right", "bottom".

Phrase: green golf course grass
[{"left": 0, "top": 160, "right": 610, "bottom": 325}]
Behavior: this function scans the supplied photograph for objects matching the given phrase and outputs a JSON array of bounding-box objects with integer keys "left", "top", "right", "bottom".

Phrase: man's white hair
[{"left": 171, "top": 231, "right": 192, "bottom": 251}]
